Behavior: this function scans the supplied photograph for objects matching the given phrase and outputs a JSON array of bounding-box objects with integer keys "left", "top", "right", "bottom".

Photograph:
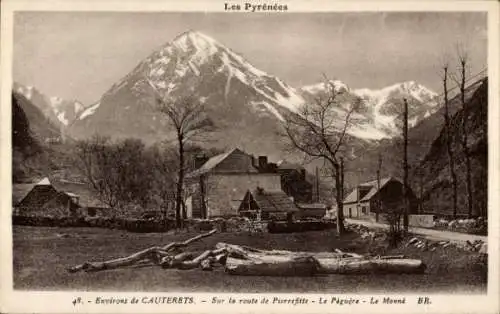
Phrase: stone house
[
  {"left": 342, "top": 177, "right": 418, "bottom": 219},
  {"left": 185, "top": 148, "right": 282, "bottom": 218}
]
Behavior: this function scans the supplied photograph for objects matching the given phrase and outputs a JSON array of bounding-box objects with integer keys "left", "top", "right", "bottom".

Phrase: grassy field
[{"left": 13, "top": 226, "right": 487, "bottom": 293}]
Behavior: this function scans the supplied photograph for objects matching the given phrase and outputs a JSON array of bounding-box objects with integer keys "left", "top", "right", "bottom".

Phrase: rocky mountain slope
[
  {"left": 416, "top": 78, "right": 487, "bottom": 217},
  {"left": 14, "top": 82, "right": 85, "bottom": 128},
  {"left": 12, "top": 91, "right": 68, "bottom": 182}
]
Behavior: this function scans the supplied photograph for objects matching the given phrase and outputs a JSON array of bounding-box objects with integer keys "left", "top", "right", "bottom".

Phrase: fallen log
[
  {"left": 216, "top": 242, "right": 363, "bottom": 260},
  {"left": 68, "top": 229, "right": 217, "bottom": 273},
  {"left": 225, "top": 256, "right": 320, "bottom": 276},
  {"left": 317, "top": 257, "right": 426, "bottom": 274},
  {"left": 162, "top": 248, "right": 227, "bottom": 270},
  {"left": 68, "top": 246, "right": 169, "bottom": 273},
  {"left": 219, "top": 243, "right": 425, "bottom": 275},
  {"left": 161, "top": 229, "right": 217, "bottom": 252}
]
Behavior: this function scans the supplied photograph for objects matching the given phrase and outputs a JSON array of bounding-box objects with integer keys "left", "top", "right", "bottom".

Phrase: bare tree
[
  {"left": 147, "top": 80, "right": 214, "bottom": 229},
  {"left": 451, "top": 47, "right": 474, "bottom": 218},
  {"left": 441, "top": 62, "right": 459, "bottom": 218},
  {"left": 282, "top": 80, "right": 360, "bottom": 236}
]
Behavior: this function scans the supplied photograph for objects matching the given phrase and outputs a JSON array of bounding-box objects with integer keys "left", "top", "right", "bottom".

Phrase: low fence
[
  {"left": 12, "top": 215, "right": 176, "bottom": 233},
  {"left": 369, "top": 214, "right": 435, "bottom": 228},
  {"left": 12, "top": 214, "right": 337, "bottom": 234}
]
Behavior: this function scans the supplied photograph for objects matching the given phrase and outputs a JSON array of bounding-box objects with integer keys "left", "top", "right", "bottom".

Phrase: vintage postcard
[{"left": 1, "top": 0, "right": 499, "bottom": 313}]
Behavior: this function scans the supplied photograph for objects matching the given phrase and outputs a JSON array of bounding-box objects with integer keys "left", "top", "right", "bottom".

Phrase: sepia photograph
[{"left": 1, "top": 1, "right": 499, "bottom": 313}]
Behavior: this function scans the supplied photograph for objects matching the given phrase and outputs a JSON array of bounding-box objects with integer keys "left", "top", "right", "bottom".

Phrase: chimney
[
  {"left": 194, "top": 154, "right": 209, "bottom": 169},
  {"left": 258, "top": 156, "right": 268, "bottom": 171}
]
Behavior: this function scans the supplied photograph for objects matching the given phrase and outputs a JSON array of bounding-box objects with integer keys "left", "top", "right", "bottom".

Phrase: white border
[{"left": 1, "top": 1, "right": 499, "bottom": 313}]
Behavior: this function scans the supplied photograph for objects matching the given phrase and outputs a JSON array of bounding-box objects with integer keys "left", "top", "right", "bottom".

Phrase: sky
[{"left": 13, "top": 12, "right": 487, "bottom": 105}]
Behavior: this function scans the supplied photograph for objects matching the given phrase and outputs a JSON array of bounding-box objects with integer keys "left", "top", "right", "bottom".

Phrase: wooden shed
[{"left": 238, "top": 187, "right": 299, "bottom": 221}]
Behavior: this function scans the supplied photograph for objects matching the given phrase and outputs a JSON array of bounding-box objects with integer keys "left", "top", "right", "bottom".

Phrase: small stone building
[
  {"left": 13, "top": 177, "right": 110, "bottom": 217},
  {"left": 342, "top": 177, "right": 418, "bottom": 219}
]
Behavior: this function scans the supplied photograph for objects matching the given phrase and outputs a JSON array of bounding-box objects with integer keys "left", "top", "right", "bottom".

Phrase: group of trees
[
  {"left": 74, "top": 135, "right": 222, "bottom": 222},
  {"left": 440, "top": 48, "right": 476, "bottom": 218},
  {"left": 74, "top": 136, "right": 178, "bottom": 216}
]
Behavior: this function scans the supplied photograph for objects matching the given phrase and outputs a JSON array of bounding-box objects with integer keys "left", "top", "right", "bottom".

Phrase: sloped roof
[
  {"left": 13, "top": 178, "right": 110, "bottom": 208},
  {"left": 12, "top": 183, "right": 36, "bottom": 205},
  {"left": 343, "top": 177, "right": 396, "bottom": 204},
  {"left": 251, "top": 189, "right": 299, "bottom": 213},
  {"left": 187, "top": 148, "right": 259, "bottom": 178}
]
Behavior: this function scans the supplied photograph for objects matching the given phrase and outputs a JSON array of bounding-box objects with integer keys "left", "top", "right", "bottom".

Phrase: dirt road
[{"left": 345, "top": 219, "right": 488, "bottom": 243}]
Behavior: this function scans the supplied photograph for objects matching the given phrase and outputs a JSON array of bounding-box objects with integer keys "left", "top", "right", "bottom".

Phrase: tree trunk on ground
[
  {"left": 220, "top": 243, "right": 425, "bottom": 276},
  {"left": 317, "top": 256, "right": 426, "bottom": 274},
  {"left": 68, "top": 229, "right": 217, "bottom": 273},
  {"left": 225, "top": 256, "right": 319, "bottom": 276}
]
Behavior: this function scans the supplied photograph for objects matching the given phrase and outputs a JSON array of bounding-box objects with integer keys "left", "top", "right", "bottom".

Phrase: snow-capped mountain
[
  {"left": 13, "top": 82, "right": 86, "bottom": 127},
  {"left": 68, "top": 29, "right": 444, "bottom": 155},
  {"left": 69, "top": 30, "right": 314, "bottom": 157},
  {"left": 300, "top": 80, "right": 439, "bottom": 139}
]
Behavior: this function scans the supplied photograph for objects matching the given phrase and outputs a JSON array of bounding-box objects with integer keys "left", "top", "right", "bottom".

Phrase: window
[{"left": 362, "top": 206, "right": 367, "bottom": 215}]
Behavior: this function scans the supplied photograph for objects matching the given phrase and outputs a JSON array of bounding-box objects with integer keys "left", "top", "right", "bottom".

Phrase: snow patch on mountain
[
  {"left": 79, "top": 102, "right": 100, "bottom": 120},
  {"left": 57, "top": 112, "right": 69, "bottom": 126},
  {"left": 349, "top": 123, "right": 390, "bottom": 140},
  {"left": 16, "top": 85, "right": 34, "bottom": 99},
  {"left": 302, "top": 80, "right": 349, "bottom": 94}
]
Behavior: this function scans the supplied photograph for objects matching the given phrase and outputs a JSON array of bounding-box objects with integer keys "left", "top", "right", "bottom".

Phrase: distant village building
[
  {"left": 13, "top": 177, "right": 110, "bottom": 217},
  {"left": 238, "top": 188, "right": 299, "bottom": 220},
  {"left": 276, "top": 160, "right": 313, "bottom": 203},
  {"left": 342, "top": 177, "right": 418, "bottom": 219}
]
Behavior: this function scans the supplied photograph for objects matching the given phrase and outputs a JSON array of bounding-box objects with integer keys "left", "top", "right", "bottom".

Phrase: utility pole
[
  {"left": 403, "top": 98, "right": 409, "bottom": 232},
  {"left": 315, "top": 166, "right": 320, "bottom": 202},
  {"left": 336, "top": 157, "right": 345, "bottom": 235},
  {"left": 376, "top": 153, "right": 382, "bottom": 222}
]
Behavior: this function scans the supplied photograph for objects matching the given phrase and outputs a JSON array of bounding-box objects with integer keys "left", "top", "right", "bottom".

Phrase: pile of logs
[{"left": 68, "top": 230, "right": 426, "bottom": 276}]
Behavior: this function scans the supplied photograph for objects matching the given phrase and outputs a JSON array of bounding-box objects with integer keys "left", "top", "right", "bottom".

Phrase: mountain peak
[{"left": 171, "top": 30, "right": 219, "bottom": 56}]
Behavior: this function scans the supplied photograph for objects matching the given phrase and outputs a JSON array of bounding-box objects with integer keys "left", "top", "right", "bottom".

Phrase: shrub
[{"left": 384, "top": 208, "right": 404, "bottom": 248}]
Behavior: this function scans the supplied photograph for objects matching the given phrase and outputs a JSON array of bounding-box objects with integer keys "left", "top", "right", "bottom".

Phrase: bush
[{"left": 384, "top": 208, "right": 404, "bottom": 248}]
